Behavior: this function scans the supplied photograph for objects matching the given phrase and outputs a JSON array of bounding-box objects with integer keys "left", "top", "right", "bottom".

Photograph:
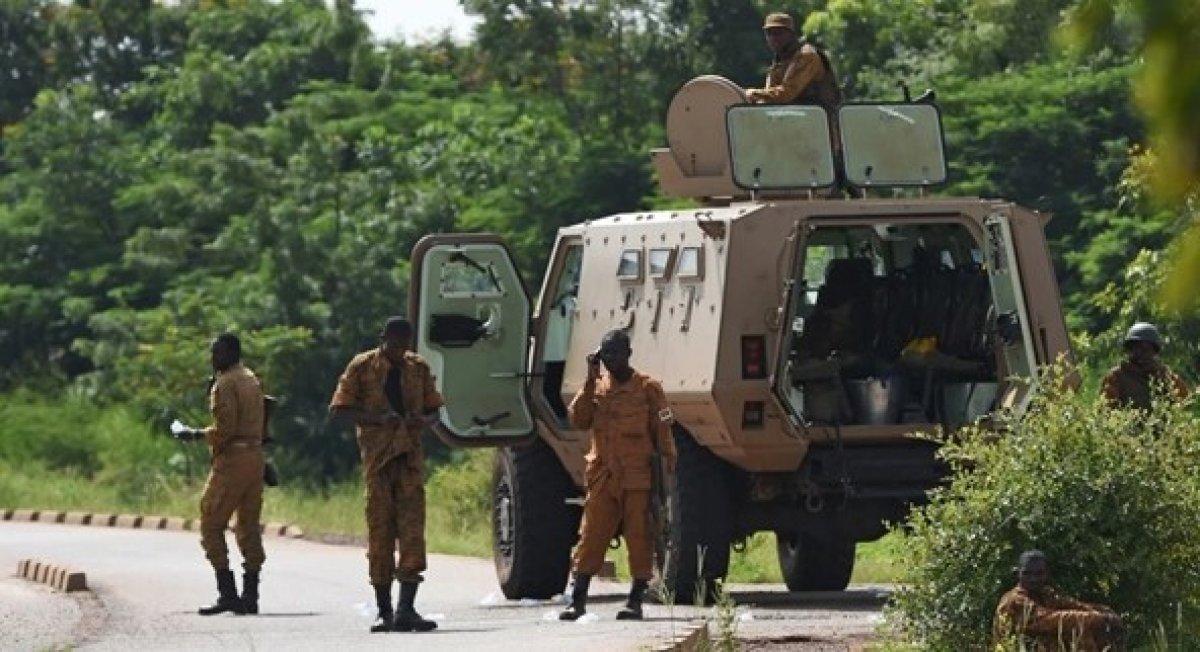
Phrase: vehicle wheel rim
[{"left": 494, "top": 476, "right": 514, "bottom": 559}]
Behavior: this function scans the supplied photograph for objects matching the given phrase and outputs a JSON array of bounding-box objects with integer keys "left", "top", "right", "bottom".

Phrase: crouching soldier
[{"left": 994, "top": 550, "right": 1125, "bottom": 651}]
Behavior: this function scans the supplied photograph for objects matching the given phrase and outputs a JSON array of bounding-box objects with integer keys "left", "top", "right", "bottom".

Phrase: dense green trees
[{"left": 0, "top": 0, "right": 1190, "bottom": 483}]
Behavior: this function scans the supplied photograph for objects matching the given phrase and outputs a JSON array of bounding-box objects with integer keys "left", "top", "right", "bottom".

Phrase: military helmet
[
  {"left": 1124, "top": 321, "right": 1163, "bottom": 352},
  {"left": 763, "top": 12, "right": 794, "bottom": 31}
]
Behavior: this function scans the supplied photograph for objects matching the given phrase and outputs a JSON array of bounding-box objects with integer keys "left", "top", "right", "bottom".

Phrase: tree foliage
[
  {"left": 1065, "top": 0, "right": 1200, "bottom": 201},
  {"left": 0, "top": 0, "right": 1191, "bottom": 483}
]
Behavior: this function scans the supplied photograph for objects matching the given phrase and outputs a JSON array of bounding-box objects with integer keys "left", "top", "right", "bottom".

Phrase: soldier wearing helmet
[
  {"left": 559, "top": 329, "right": 677, "bottom": 622},
  {"left": 744, "top": 12, "right": 842, "bottom": 112},
  {"left": 1100, "top": 321, "right": 1189, "bottom": 410}
]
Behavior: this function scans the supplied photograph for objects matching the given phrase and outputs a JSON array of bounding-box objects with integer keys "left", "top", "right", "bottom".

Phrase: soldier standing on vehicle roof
[
  {"left": 745, "top": 11, "right": 845, "bottom": 193},
  {"left": 744, "top": 12, "right": 842, "bottom": 112},
  {"left": 172, "top": 333, "right": 267, "bottom": 616},
  {"left": 330, "top": 317, "right": 444, "bottom": 633},
  {"left": 1101, "top": 321, "right": 1189, "bottom": 410},
  {"left": 560, "top": 329, "right": 678, "bottom": 622}
]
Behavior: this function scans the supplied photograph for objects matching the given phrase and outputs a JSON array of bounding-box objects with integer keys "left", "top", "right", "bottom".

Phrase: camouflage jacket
[
  {"left": 993, "top": 586, "right": 1121, "bottom": 652},
  {"left": 746, "top": 39, "right": 842, "bottom": 111},
  {"left": 1101, "top": 359, "right": 1188, "bottom": 410},
  {"left": 330, "top": 348, "right": 444, "bottom": 475}
]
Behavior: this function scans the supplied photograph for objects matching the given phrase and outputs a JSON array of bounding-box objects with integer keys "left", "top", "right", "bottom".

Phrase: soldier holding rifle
[{"left": 560, "top": 329, "right": 677, "bottom": 621}]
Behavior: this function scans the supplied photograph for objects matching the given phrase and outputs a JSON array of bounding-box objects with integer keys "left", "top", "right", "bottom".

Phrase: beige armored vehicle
[{"left": 409, "top": 76, "right": 1070, "bottom": 601}]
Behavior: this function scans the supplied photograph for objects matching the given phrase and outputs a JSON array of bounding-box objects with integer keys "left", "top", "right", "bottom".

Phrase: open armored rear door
[
  {"left": 768, "top": 219, "right": 809, "bottom": 431},
  {"left": 410, "top": 234, "right": 537, "bottom": 447},
  {"left": 982, "top": 212, "right": 1040, "bottom": 418}
]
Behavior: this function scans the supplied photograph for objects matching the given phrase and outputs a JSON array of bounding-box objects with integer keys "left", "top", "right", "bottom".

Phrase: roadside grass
[
  {"left": 608, "top": 531, "right": 904, "bottom": 584},
  {"left": 0, "top": 391, "right": 900, "bottom": 580},
  {"left": 0, "top": 391, "right": 494, "bottom": 557},
  {"left": 0, "top": 459, "right": 196, "bottom": 516},
  {"left": 0, "top": 452, "right": 495, "bottom": 560},
  {"left": 4, "top": 444, "right": 902, "bottom": 585},
  {"left": 259, "top": 448, "right": 493, "bottom": 558},
  {"left": 853, "top": 531, "right": 905, "bottom": 584}
]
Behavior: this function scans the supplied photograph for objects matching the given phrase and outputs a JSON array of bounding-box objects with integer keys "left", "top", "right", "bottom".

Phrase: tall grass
[
  {"left": 0, "top": 456, "right": 495, "bottom": 556},
  {"left": 0, "top": 391, "right": 496, "bottom": 556}
]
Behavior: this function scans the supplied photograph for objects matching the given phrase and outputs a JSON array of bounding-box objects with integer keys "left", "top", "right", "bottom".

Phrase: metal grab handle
[{"left": 471, "top": 411, "right": 512, "bottom": 427}]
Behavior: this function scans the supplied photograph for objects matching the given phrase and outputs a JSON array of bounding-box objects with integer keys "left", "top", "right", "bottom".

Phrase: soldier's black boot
[
  {"left": 240, "top": 569, "right": 259, "bottom": 615},
  {"left": 393, "top": 581, "right": 437, "bottom": 632},
  {"left": 616, "top": 579, "right": 648, "bottom": 620},
  {"left": 370, "top": 583, "right": 393, "bottom": 633},
  {"left": 558, "top": 573, "right": 592, "bottom": 621},
  {"left": 198, "top": 569, "right": 244, "bottom": 616}
]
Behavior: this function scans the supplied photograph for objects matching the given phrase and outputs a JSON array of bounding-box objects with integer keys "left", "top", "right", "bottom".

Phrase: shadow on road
[
  {"left": 166, "top": 611, "right": 321, "bottom": 617},
  {"left": 727, "top": 588, "right": 889, "bottom": 611},
  {"left": 248, "top": 612, "right": 322, "bottom": 617}
]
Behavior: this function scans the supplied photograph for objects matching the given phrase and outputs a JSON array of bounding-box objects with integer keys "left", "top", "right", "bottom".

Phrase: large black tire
[
  {"left": 656, "top": 427, "right": 735, "bottom": 605},
  {"left": 776, "top": 532, "right": 855, "bottom": 591},
  {"left": 492, "top": 438, "right": 580, "bottom": 599}
]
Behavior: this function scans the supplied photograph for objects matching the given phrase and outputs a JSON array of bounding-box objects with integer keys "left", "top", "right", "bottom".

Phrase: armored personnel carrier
[{"left": 409, "top": 75, "right": 1071, "bottom": 601}]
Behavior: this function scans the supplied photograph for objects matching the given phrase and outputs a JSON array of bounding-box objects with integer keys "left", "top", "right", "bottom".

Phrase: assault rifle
[{"left": 649, "top": 427, "right": 674, "bottom": 562}]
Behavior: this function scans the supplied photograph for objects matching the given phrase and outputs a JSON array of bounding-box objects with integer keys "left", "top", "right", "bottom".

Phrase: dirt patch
[
  {"left": 304, "top": 532, "right": 367, "bottom": 547},
  {"left": 738, "top": 633, "right": 875, "bottom": 651},
  {"left": 69, "top": 587, "right": 108, "bottom": 647}
]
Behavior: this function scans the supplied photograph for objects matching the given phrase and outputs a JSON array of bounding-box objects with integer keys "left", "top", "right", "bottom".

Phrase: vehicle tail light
[{"left": 741, "top": 335, "right": 767, "bottom": 379}]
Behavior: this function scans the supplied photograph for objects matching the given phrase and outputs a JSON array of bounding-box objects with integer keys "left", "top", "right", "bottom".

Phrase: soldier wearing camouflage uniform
[
  {"left": 993, "top": 550, "right": 1125, "bottom": 651},
  {"left": 560, "top": 329, "right": 677, "bottom": 622},
  {"left": 174, "top": 333, "right": 267, "bottom": 617},
  {"left": 745, "top": 11, "right": 844, "bottom": 191},
  {"left": 1101, "top": 321, "right": 1189, "bottom": 410},
  {"left": 744, "top": 12, "right": 842, "bottom": 111},
  {"left": 330, "top": 317, "right": 444, "bottom": 633}
]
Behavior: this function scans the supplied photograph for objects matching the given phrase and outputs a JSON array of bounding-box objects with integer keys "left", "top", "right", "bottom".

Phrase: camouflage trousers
[
  {"left": 573, "top": 484, "right": 653, "bottom": 581},
  {"left": 365, "top": 453, "right": 427, "bottom": 585},
  {"left": 200, "top": 448, "right": 266, "bottom": 572}
]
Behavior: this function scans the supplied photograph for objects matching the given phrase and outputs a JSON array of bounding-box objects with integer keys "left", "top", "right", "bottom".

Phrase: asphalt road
[{"left": 0, "top": 521, "right": 885, "bottom": 651}]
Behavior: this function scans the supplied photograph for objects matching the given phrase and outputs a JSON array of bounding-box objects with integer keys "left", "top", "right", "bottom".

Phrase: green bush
[
  {"left": 425, "top": 449, "right": 492, "bottom": 557},
  {"left": 0, "top": 390, "right": 96, "bottom": 472},
  {"left": 90, "top": 401, "right": 179, "bottom": 505},
  {"left": 889, "top": 368, "right": 1200, "bottom": 649},
  {"left": 0, "top": 390, "right": 177, "bottom": 500}
]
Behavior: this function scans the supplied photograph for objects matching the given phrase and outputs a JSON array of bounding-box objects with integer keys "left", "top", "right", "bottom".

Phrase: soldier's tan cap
[{"left": 763, "top": 12, "right": 794, "bottom": 31}]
